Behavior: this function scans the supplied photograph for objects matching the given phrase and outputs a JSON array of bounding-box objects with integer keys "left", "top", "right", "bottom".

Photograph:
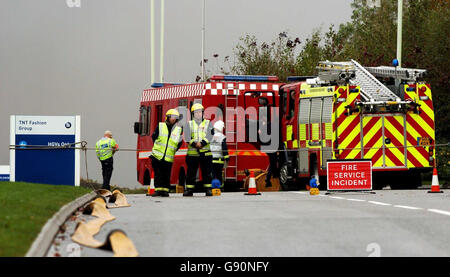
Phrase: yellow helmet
[
  {"left": 166, "top": 109, "right": 180, "bottom": 118},
  {"left": 191, "top": 103, "right": 204, "bottom": 112}
]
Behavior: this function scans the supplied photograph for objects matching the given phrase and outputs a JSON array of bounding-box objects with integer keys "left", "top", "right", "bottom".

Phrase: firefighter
[
  {"left": 150, "top": 109, "right": 183, "bottom": 197},
  {"left": 210, "top": 120, "right": 229, "bottom": 188},
  {"left": 184, "top": 103, "right": 214, "bottom": 196},
  {"left": 95, "top": 130, "right": 119, "bottom": 191}
]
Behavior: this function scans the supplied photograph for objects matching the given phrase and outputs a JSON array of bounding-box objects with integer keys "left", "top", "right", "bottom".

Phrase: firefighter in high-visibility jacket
[
  {"left": 150, "top": 109, "right": 183, "bottom": 197},
  {"left": 95, "top": 130, "right": 119, "bottom": 191},
  {"left": 184, "top": 103, "right": 214, "bottom": 196}
]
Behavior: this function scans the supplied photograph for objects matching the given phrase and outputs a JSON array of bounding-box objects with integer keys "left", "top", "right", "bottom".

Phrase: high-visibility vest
[
  {"left": 95, "top": 137, "right": 118, "bottom": 161},
  {"left": 187, "top": 119, "right": 211, "bottom": 156},
  {"left": 211, "top": 132, "right": 226, "bottom": 159},
  {"left": 152, "top": 122, "right": 182, "bottom": 163}
]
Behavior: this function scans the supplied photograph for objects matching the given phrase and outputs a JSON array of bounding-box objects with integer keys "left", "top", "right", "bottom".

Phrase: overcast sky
[{"left": 0, "top": 0, "right": 353, "bottom": 188}]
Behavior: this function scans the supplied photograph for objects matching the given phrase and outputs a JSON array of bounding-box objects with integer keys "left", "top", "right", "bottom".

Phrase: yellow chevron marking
[
  {"left": 420, "top": 103, "right": 435, "bottom": 123},
  {"left": 406, "top": 146, "right": 428, "bottom": 168},
  {"left": 384, "top": 117, "right": 406, "bottom": 164},
  {"left": 336, "top": 102, "right": 346, "bottom": 120},
  {"left": 417, "top": 105, "right": 435, "bottom": 138},
  {"left": 363, "top": 117, "right": 382, "bottom": 146},
  {"left": 362, "top": 117, "right": 382, "bottom": 166},
  {"left": 407, "top": 115, "right": 434, "bottom": 140},
  {"left": 347, "top": 147, "right": 361, "bottom": 160},
  {"left": 384, "top": 155, "right": 395, "bottom": 167}
]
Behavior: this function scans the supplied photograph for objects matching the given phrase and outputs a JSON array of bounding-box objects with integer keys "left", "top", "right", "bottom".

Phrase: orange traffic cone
[
  {"left": 428, "top": 167, "right": 444, "bottom": 193},
  {"left": 244, "top": 171, "right": 261, "bottom": 195},
  {"left": 146, "top": 171, "right": 155, "bottom": 196}
]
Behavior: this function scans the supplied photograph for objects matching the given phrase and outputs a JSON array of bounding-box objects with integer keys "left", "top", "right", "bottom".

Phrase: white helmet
[{"left": 213, "top": 120, "right": 225, "bottom": 132}]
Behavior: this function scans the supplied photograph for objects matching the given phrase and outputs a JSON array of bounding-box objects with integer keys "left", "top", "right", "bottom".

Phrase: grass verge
[{"left": 0, "top": 181, "right": 91, "bottom": 257}]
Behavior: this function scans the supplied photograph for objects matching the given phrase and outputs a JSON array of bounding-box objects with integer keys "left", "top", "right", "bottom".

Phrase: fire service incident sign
[{"left": 327, "top": 160, "right": 372, "bottom": 191}]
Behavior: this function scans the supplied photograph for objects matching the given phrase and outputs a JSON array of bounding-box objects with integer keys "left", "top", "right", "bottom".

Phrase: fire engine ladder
[
  {"left": 225, "top": 86, "right": 239, "bottom": 181},
  {"left": 350, "top": 59, "right": 400, "bottom": 103},
  {"left": 364, "top": 66, "right": 426, "bottom": 82}
]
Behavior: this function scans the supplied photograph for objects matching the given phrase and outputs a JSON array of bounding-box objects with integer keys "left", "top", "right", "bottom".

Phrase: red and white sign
[{"left": 327, "top": 160, "right": 372, "bottom": 191}]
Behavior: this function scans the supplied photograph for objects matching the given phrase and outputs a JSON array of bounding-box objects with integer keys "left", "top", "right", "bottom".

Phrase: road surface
[{"left": 48, "top": 189, "right": 450, "bottom": 257}]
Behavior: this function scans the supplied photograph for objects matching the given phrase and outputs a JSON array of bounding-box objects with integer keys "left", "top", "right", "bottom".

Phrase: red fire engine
[{"left": 134, "top": 75, "right": 283, "bottom": 191}]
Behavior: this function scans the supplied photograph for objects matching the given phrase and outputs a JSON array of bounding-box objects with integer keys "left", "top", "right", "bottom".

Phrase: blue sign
[{"left": 10, "top": 116, "right": 80, "bottom": 186}]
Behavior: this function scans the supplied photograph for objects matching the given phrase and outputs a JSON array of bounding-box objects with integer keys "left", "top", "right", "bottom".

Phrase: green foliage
[{"left": 228, "top": 32, "right": 301, "bottom": 81}]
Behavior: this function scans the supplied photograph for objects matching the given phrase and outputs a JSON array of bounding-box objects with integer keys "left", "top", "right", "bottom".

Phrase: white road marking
[
  {"left": 345, "top": 198, "right": 366, "bottom": 202},
  {"left": 427, "top": 209, "right": 450, "bottom": 216},
  {"left": 290, "top": 192, "right": 448, "bottom": 216},
  {"left": 393, "top": 205, "right": 423, "bottom": 210},
  {"left": 368, "top": 201, "right": 392, "bottom": 206}
]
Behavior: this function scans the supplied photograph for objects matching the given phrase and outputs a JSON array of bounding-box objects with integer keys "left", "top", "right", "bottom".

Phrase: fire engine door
[
  {"left": 361, "top": 114, "right": 407, "bottom": 169},
  {"left": 284, "top": 88, "right": 297, "bottom": 144}
]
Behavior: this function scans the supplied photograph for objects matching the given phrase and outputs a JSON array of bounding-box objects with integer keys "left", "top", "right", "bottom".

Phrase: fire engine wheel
[{"left": 279, "top": 164, "right": 293, "bottom": 191}]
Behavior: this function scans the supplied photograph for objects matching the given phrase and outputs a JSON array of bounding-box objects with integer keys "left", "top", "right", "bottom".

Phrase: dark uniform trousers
[
  {"left": 265, "top": 152, "right": 278, "bottom": 186},
  {"left": 101, "top": 157, "right": 114, "bottom": 191},
  {"left": 151, "top": 156, "right": 173, "bottom": 191},
  {"left": 186, "top": 154, "right": 213, "bottom": 190},
  {"left": 212, "top": 161, "right": 224, "bottom": 185}
]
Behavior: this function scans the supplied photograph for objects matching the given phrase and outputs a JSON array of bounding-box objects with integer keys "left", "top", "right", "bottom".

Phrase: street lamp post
[
  {"left": 396, "top": 0, "right": 403, "bottom": 68},
  {"left": 201, "top": 0, "right": 206, "bottom": 82}
]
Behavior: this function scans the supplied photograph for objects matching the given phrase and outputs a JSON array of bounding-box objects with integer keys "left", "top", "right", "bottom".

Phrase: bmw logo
[{"left": 65, "top": 122, "right": 72, "bottom": 129}]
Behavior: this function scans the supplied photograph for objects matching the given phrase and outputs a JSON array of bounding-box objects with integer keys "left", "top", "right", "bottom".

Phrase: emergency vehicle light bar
[
  {"left": 210, "top": 75, "right": 279, "bottom": 82},
  {"left": 287, "top": 76, "right": 316, "bottom": 82},
  {"left": 151, "top": 83, "right": 183, "bottom": 88}
]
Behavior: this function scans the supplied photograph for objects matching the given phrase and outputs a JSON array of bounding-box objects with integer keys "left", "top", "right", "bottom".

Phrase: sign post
[
  {"left": 10, "top": 115, "right": 80, "bottom": 186},
  {"left": 326, "top": 159, "right": 373, "bottom": 194}
]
